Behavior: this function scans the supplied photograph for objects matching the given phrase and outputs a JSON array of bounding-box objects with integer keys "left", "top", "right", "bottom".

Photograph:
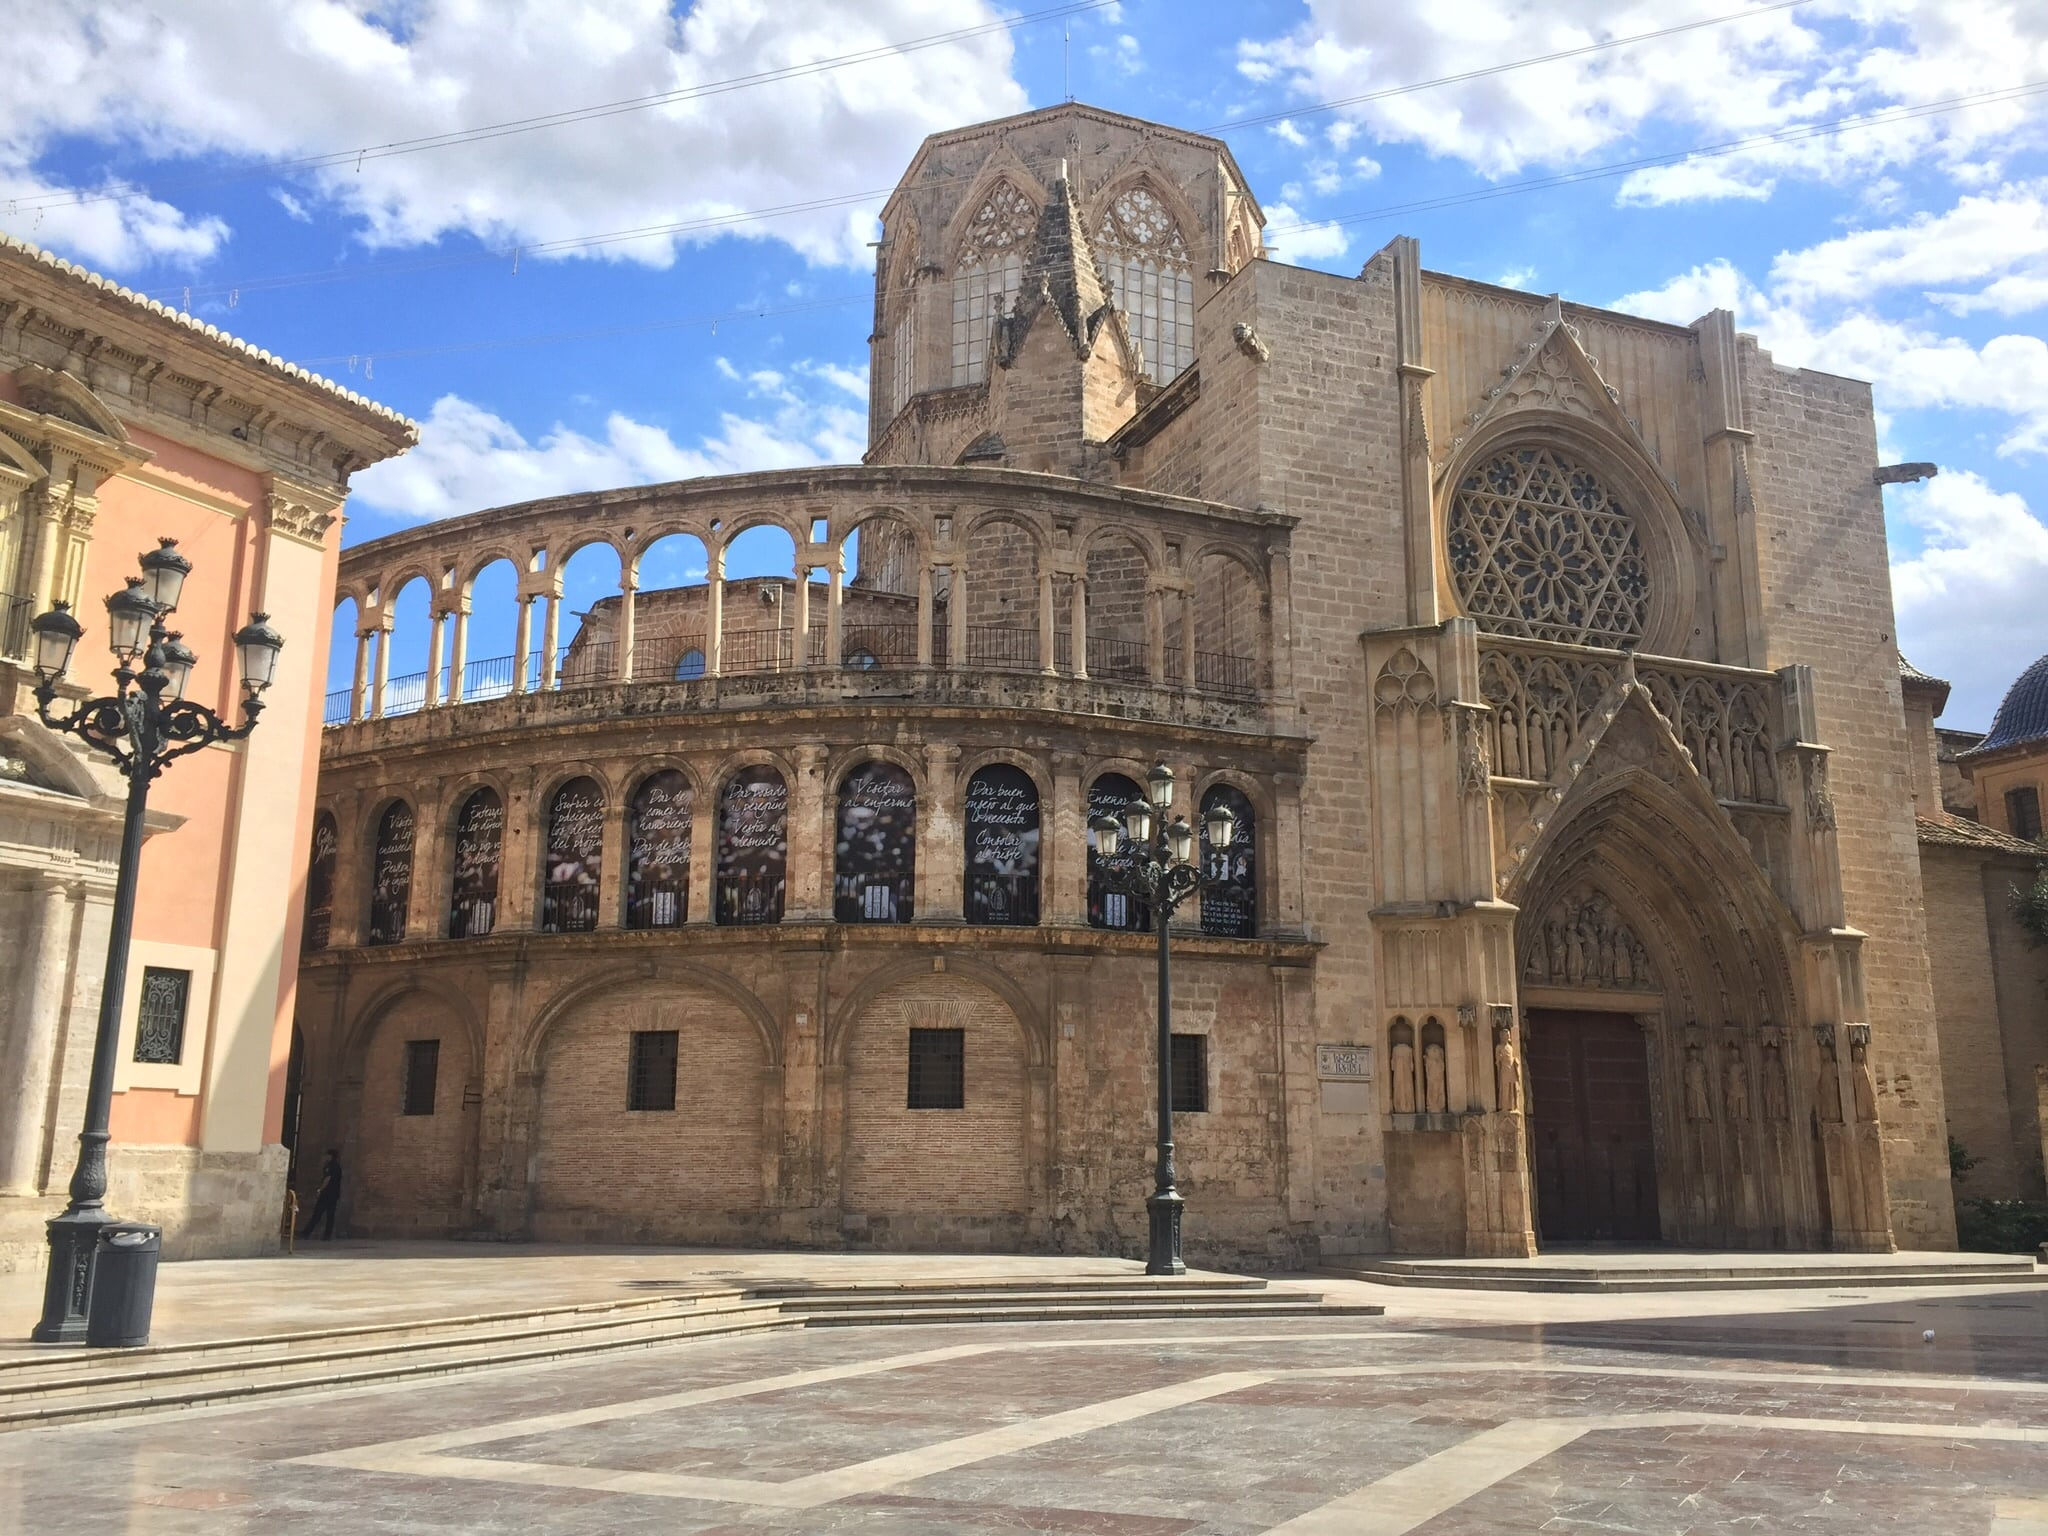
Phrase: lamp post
[
  {"left": 25, "top": 539, "right": 284, "bottom": 1345},
  {"left": 1089, "top": 762, "right": 1237, "bottom": 1277}
]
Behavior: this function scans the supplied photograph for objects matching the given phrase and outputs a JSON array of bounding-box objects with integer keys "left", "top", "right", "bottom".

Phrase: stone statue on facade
[
  {"left": 1760, "top": 1037, "right": 1789, "bottom": 1121},
  {"left": 1723, "top": 1044, "right": 1751, "bottom": 1121},
  {"left": 1422, "top": 1040, "right": 1448, "bottom": 1114},
  {"left": 1494, "top": 1026, "right": 1520, "bottom": 1112},
  {"left": 1390, "top": 1040, "right": 1417, "bottom": 1114},
  {"left": 1683, "top": 1043, "right": 1713, "bottom": 1121},
  {"left": 1849, "top": 1034, "right": 1879, "bottom": 1123}
]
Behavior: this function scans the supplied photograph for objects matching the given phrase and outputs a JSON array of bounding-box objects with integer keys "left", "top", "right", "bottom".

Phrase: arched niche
[{"left": 834, "top": 761, "right": 916, "bottom": 924}]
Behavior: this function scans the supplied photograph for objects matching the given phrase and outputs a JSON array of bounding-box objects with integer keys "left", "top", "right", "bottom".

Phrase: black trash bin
[{"left": 85, "top": 1224, "right": 161, "bottom": 1348}]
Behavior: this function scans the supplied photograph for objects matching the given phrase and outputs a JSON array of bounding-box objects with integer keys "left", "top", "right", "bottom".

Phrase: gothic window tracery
[
  {"left": 951, "top": 180, "right": 1036, "bottom": 385},
  {"left": 1448, "top": 447, "right": 1651, "bottom": 648},
  {"left": 888, "top": 224, "right": 919, "bottom": 416},
  {"left": 1094, "top": 185, "right": 1195, "bottom": 384}
]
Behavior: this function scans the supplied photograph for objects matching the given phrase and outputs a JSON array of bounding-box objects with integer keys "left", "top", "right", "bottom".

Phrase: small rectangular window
[
  {"left": 1171, "top": 1033, "right": 1209, "bottom": 1114},
  {"left": 628, "top": 1030, "right": 679, "bottom": 1112},
  {"left": 2008, "top": 786, "right": 2043, "bottom": 843},
  {"left": 401, "top": 1039, "right": 440, "bottom": 1117},
  {"left": 133, "top": 967, "right": 190, "bottom": 1065},
  {"left": 907, "top": 1027, "right": 965, "bottom": 1110}
]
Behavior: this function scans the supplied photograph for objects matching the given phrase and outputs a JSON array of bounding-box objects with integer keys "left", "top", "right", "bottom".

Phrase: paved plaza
[{"left": 0, "top": 1246, "right": 2043, "bottom": 1533}]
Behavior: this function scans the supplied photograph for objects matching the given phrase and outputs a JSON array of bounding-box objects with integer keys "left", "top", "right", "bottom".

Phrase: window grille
[
  {"left": 401, "top": 1039, "right": 440, "bottom": 1117},
  {"left": 1170, "top": 1033, "right": 1209, "bottom": 1113},
  {"left": 133, "top": 967, "right": 190, "bottom": 1065},
  {"left": 951, "top": 181, "right": 1035, "bottom": 385},
  {"left": 2010, "top": 786, "right": 2043, "bottom": 843},
  {"left": 1095, "top": 186, "right": 1194, "bottom": 383},
  {"left": 907, "top": 1027, "right": 965, "bottom": 1110},
  {"left": 1447, "top": 447, "right": 1650, "bottom": 647},
  {"left": 629, "top": 1030, "right": 679, "bottom": 1112}
]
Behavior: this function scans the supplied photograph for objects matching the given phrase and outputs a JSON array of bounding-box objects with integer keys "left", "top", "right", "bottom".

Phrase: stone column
[
  {"left": 1267, "top": 545, "right": 1294, "bottom": 697},
  {"left": 826, "top": 554, "right": 844, "bottom": 669},
  {"left": 447, "top": 604, "right": 470, "bottom": 703},
  {"left": 706, "top": 545, "right": 725, "bottom": 678},
  {"left": 1181, "top": 589, "right": 1198, "bottom": 691},
  {"left": 426, "top": 610, "right": 447, "bottom": 708},
  {"left": 1070, "top": 576, "right": 1089, "bottom": 680},
  {"left": 328, "top": 790, "right": 367, "bottom": 949},
  {"left": 1050, "top": 751, "right": 1087, "bottom": 924},
  {"left": 26, "top": 484, "right": 65, "bottom": 618},
  {"left": 1146, "top": 585, "right": 1165, "bottom": 683},
  {"left": 350, "top": 628, "right": 370, "bottom": 722},
  {"left": 370, "top": 614, "right": 393, "bottom": 718},
  {"left": 920, "top": 742, "right": 962, "bottom": 921},
  {"left": 785, "top": 745, "right": 830, "bottom": 920},
  {"left": 916, "top": 563, "right": 934, "bottom": 667},
  {"left": 793, "top": 562, "right": 812, "bottom": 669},
  {"left": 1038, "top": 568, "right": 1057, "bottom": 675},
  {"left": 599, "top": 784, "right": 628, "bottom": 928},
  {"left": 1271, "top": 772, "right": 1306, "bottom": 937},
  {"left": 540, "top": 593, "right": 561, "bottom": 690},
  {"left": 512, "top": 597, "right": 533, "bottom": 695},
  {"left": 0, "top": 880, "right": 73, "bottom": 1193},
  {"left": 616, "top": 572, "right": 638, "bottom": 684},
  {"left": 948, "top": 563, "right": 968, "bottom": 668}
]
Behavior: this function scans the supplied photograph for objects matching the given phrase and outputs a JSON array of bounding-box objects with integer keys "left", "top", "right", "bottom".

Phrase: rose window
[{"left": 1448, "top": 448, "right": 1650, "bottom": 647}]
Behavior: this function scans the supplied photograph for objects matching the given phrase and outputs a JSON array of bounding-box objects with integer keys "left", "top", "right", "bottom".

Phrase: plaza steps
[
  {"left": 1318, "top": 1252, "right": 2046, "bottom": 1294},
  {"left": 0, "top": 1274, "right": 1378, "bottom": 1431}
]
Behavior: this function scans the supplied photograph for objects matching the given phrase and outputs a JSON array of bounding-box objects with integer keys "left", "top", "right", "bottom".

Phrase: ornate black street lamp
[
  {"left": 25, "top": 539, "right": 283, "bottom": 1344},
  {"left": 1089, "top": 762, "right": 1237, "bottom": 1277}
]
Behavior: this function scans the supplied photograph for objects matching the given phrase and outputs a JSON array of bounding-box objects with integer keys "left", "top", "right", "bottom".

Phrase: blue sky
[{"left": 8, "top": 0, "right": 2046, "bottom": 725}]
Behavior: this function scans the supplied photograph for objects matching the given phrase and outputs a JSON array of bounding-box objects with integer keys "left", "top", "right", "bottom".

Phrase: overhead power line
[
  {"left": 282, "top": 78, "right": 2046, "bottom": 373},
  {"left": 149, "top": 0, "right": 1828, "bottom": 306},
  {"left": 10, "top": 0, "right": 1124, "bottom": 217}
]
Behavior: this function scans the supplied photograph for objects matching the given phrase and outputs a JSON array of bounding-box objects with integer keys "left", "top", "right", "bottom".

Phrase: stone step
[
  {"left": 1318, "top": 1257, "right": 2045, "bottom": 1294},
  {"left": 742, "top": 1276, "right": 1270, "bottom": 1297},
  {"left": 0, "top": 1283, "right": 1381, "bottom": 1431}
]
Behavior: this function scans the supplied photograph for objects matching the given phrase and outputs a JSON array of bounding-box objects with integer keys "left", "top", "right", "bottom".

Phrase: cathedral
[{"left": 291, "top": 102, "right": 2030, "bottom": 1263}]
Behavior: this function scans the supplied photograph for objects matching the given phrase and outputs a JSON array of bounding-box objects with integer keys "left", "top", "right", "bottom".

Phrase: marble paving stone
[{"left": 0, "top": 1289, "right": 2043, "bottom": 1535}]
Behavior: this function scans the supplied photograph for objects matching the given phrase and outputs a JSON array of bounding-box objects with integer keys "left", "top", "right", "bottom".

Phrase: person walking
[{"left": 300, "top": 1148, "right": 343, "bottom": 1240}]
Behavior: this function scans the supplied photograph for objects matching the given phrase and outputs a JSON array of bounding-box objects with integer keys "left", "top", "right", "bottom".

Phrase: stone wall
[{"left": 1745, "top": 347, "right": 1955, "bottom": 1246}]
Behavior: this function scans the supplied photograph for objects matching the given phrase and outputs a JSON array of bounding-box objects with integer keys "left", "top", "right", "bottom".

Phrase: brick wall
[{"left": 350, "top": 993, "right": 473, "bottom": 1235}]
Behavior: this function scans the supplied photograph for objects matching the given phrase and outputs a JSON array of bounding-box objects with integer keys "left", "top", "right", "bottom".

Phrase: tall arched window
[
  {"left": 1447, "top": 447, "right": 1650, "bottom": 648},
  {"left": 626, "top": 770, "right": 692, "bottom": 928},
  {"left": 1199, "top": 785, "right": 1256, "bottom": 938},
  {"left": 835, "top": 761, "right": 916, "bottom": 923},
  {"left": 716, "top": 766, "right": 787, "bottom": 926},
  {"left": 367, "top": 801, "right": 414, "bottom": 946},
  {"left": 447, "top": 787, "right": 504, "bottom": 939},
  {"left": 1087, "top": 774, "right": 1150, "bottom": 932},
  {"left": 963, "top": 764, "right": 1040, "bottom": 925},
  {"left": 952, "top": 179, "right": 1036, "bottom": 385},
  {"left": 542, "top": 777, "right": 604, "bottom": 933},
  {"left": 887, "top": 219, "right": 919, "bottom": 416},
  {"left": 304, "top": 811, "right": 337, "bottom": 952},
  {"left": 1095, "top": 184, "right": 1194, "bottom": 384}
]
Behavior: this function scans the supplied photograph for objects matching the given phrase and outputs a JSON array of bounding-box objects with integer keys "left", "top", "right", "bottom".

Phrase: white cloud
[
  {"left": 1262, "top": 204, "right": 1351, "bottom": 263},
  {"left": 1495, "top": 265, "right": 1538, "bottom": 289},
  {"left": 1088, "top": 34, "right": 1143, "bottom": 76},
  {"left": 350, "top": 363, "right": 864, "bottom": 521},
  {"left": 1767, "top": 182, "right": 2048, "bottom": 305},
  {"left": 1889, "top": 470, "right": 2048, "bottom": 727},
  {"left": 0, "top": 0, "right": 1029, "bottom": 273},
  {"left": 1236, "top": 1, "right": 2048, "bottom": 193}
]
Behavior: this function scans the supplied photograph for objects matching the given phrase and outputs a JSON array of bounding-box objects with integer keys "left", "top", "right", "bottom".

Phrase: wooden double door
[{"left": 1525, "top": 1008, "right": 1660, "bottom": 1243}]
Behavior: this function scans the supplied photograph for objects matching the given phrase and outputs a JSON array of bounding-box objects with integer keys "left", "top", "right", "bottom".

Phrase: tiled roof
[
  {"left": 1898, "top": 654, "right": 1948, "bottom": 688},
  {"left": 1978, "top": 652, "right": 2048, "bottom": 755},
  {"left": 0, "top": 233, "right": 415, "bottom": 433},
  {"left": 1916, "top": 814, "right": 2044, "bottom": 857}
]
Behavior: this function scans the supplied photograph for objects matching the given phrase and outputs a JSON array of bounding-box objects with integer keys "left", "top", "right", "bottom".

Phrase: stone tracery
[
  {"left": 1449, "top": 447, "right": 1650, "bottom": 648},
  {"left": 952, "top": 179, "right": 1037, "bottom": 386},
  {"left": 1094, "top": 184, "right": 1194, "bottom": 384}
]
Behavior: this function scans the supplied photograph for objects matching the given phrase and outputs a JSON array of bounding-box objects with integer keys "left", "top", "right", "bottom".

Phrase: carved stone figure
[
  {"left": 1760, "top": 1038, "right": 1789, "bottom": 1121},
  {"left": 1494, "top": 1027, "right": 1520, "bottom": 1112},
  {"left": 1849, "top": 1036, "right": 1879, "bottom": 1123},
  {"left": 1391, "top": 1041, "right": 1417, "bottom": 1114},
  {"left": 1753, "top": 747, "right": 1776, "bottom": 802},
  {"left": 1423, "top": 1041, "right": 1448, "bottom": 1113},
  {"left": 1683, "top": 1044, "right": 1713, "bottom": 1121},
  {"left": 1803, "top": 754, "right": 1838, "bottom": 832},
  {"left": 1723, "top": 1045, "right": 1751, "bottom": 1121}
]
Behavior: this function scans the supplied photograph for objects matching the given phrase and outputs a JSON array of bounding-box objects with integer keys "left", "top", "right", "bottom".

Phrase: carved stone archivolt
[{"left": 1521, "top": 884, "right": 1656, "bottom": 991}]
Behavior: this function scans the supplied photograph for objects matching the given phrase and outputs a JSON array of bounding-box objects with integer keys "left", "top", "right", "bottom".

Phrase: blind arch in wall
[
  {"left": 835, "top": 761, "right": 916, "bottom": 923},
  {"left": 716, "top": 766, "right": 788, "bottom": 926},
  {"left": 542, "top": 777, "right": 604, "bottom": 934},
  {"left": 963, "top": 765, "right": 1040, "bottom": 926},
  {"left": 305, "top": 811, "right": 337, "bottom": 952},
  {"left": 1198, "top": 785, "right": 1256, "bottom": 938},
  {"left": 1087, "top": 773, "right": 1151, "bottom": 932},
  {"left": 447, "top": 788, "right": 505, "bottom": 939},
  {"left": 626, "top": 770, "right": 692, "bottom": 928},
  {"left": 367, "top": 801, "right": 415, "bottom": 946}
]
